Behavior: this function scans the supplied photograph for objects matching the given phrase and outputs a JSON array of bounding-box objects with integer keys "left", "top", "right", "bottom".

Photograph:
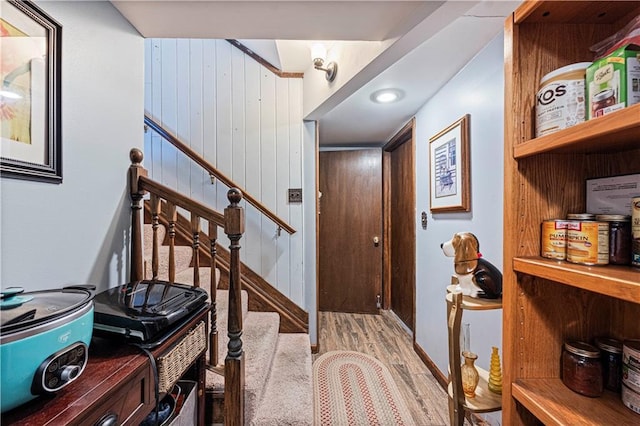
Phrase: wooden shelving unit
[{"left": 503, "top": 1, "right": 640, "bottom": 424}]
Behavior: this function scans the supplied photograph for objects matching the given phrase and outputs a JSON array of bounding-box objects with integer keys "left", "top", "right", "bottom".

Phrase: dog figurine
[{"left": 441, "top": 232, "right": 502, "bottom": 299}]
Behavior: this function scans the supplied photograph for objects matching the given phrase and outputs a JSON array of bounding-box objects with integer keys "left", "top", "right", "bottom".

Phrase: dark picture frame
[
  {"left": 1, "top": 0, "right": 62, "bottom": 183},
  {"left": 429, "top": 114, "right": 470, "bottom": 213}
]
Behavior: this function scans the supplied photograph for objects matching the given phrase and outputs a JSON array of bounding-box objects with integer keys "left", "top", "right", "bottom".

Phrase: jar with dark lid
[
  {"left": 595, "top": 337, "right": 623, "bottom": 392},
  {"left": 596, "top": 215, "right": 632, "bottom": 265},
  {"left": 562, "top": 340, "right": 603, "bottom": 397}
]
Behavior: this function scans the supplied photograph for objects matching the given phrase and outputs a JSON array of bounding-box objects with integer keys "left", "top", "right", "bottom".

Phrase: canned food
[
  {"left": 566, "top": 221, "right": 609, "bottom": 265},
  {"left": 623, "top": 340, "right": 640, "bottom": 394},
  {"left": 633, "top": 197, "right": 640, "bottom": 268},
  {"left": 595, "top": 215, "right": 632, "bottom": 265},
  {"left": 567, "top": 213, "right": 596, "bottom": 220},
  {"left": 622, "top": 384, "right": 640, "bottom": 415},
  {"left": 541, "top": 220, "right": 567, "bottom": 260}
]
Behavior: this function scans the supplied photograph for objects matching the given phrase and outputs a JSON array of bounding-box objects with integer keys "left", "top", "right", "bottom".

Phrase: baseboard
[
  {"left": 310, "top": 344, "right": 318, "bottom": 354},
  {"left": 412, "top": 340, "right": 448, "bottom": 390}
]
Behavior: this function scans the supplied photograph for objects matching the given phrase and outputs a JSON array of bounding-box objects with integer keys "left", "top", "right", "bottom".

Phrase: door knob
[{"left": 373, "top": 236, "right": 380, "bottom": 246}]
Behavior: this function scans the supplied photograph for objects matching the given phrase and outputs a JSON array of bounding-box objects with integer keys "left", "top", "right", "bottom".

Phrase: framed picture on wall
[
  {"left": 1, "top": 0, "right": 62, "bottom": 183},
  {"left": 429, "top": 114, "right": 470, "bottom": 213}
]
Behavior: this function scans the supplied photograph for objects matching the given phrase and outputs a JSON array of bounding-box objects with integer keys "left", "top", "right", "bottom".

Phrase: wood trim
[
  {"left": 384, "top": 119, "right": 414, "bottom": 151},
  {"left": 314, "top": 120, "right": 320, "bottom": 351},
  {"left": 382, "top": 116, "right": 413, "bottom": 303},
  {"left": 145, "top": 201, "right": 309, "bottom": 334},
  {"left": 382, "top": 117, "right": 417, "bottom": 333},
  {"left": 382, "top": 151, "right": 391, "bottom": 310},
  {"left": 139, "top": 175, "right": 224, "bottom": 226},
  {"left": 144, "top": 115, "right": 295, "bottom": 235},
  {"left": 310, "top": 344, "right": 318, "bottom": 354},
  {"left": 226, "top": 39, "right": 304, "bottom": 79},
  {"left": 413, "top": 340, "right": 448, "bottom": 390}
]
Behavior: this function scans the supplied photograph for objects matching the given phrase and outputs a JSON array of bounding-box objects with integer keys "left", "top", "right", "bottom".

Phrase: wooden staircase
[{"left": 130, "top": 149, "right": 313, "bottom": 425}]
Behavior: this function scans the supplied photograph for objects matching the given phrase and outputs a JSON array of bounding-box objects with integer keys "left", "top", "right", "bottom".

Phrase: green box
[{"left": 586, "top": 44, "right": 640, "bottom": 119}]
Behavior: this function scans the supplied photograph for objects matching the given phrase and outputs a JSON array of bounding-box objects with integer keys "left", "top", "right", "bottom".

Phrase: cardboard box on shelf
[{"left": 586, "top": 44, "right": 640, "bottom": 119}]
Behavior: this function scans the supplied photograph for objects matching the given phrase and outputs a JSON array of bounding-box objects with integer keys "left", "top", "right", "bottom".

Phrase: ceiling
[{"left": 112, "top": 0, "right": 521, "bottom": 147}]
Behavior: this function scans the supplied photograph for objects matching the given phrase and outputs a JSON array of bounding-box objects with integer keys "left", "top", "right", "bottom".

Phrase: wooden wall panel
[
  {"left": 276, "top": 77, "right": 291, "bottom": 296},
  {"left": 260, "top": 70, "right": 278, "bottom": 285},
  {"left": 288, "top": 80, "right": 304, "bottom": 306},
  {"left": 243, "top": 58, "right": 263, "bottom": 267},
  {"left": 188, "top": 40, "right": 205, "bottom": 204},
  {"left": 145, "top": 39, "right": 307, "bottom": 308}
]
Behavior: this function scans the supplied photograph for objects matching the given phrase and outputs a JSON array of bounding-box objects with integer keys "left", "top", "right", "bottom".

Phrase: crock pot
[{"left": 0, "top": 285, "right": 95, "bottom": 413}]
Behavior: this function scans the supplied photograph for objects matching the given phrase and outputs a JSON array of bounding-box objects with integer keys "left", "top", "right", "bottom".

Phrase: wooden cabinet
[
  {"left": 503, "top": 2, "right": 640, "bottom": 425},
  {"left": 446, "top": 288, "right": 502, "bottom": 425},
  {"left": 2, "top": 306, "right": 210, "bottom": 426}
]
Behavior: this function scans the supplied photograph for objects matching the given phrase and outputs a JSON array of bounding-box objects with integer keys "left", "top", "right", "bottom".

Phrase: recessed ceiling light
[{"left": 370, "top": 89, "right": 404, "bottom": 104}]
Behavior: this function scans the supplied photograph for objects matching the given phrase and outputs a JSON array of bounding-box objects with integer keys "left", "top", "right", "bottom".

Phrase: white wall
[
  {"left": 0, "top": 1, "right": 144, "bottom": 292},
  {"left": 144, "top": 40, "right": 313, "bottom": 318},
  {"left": 415, "top": 33, "right": 504, "bottom": 382}
]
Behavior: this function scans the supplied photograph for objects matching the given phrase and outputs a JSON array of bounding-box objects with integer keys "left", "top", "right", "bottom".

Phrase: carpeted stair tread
[
  {"left": 143, "top": 223, "right": 166, "bottom": 253},
  {"left": 206, "top": 311, "right": 281, "bottom": 423},
  {"left": 143, "top": 245, "right": 193, "bottom": 281},
  {"left": 213, "top": 288, "right": 249, "bottom": 366},
  {"left": 251, "top": 333, "right": 313, "bottom": 426},
  {"left": 174, "top": 266, "right": 222, "bottom": 289},
  {"left": 143, "top": 224, "right": 192, "bottom": 280}
]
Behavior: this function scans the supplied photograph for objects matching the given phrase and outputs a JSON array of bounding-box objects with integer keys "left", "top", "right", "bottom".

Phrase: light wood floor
[{"left": 316, "top": 310, "right": 451, "bottom": 426}]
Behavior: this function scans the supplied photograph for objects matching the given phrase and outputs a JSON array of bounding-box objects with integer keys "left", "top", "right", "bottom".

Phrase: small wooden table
[{"left": 2, "top": 305, "right": 210, "bottom": 426}]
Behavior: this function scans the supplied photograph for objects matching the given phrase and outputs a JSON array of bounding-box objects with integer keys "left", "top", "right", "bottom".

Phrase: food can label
[
  {"left": 633, "top": 197, "right": 640, "bottom": 267},
  {"left": 536, "top": 79, "right": 586, "bottom": 137},
  {"left": 623, "top": 342, "right": 640, "bottom": 393},
  {"left": 566, "top": 221, "right": 609, "bottom": 265},
  {"left": 622, "top": 384, "right": 640, "bottom": 414},
  {"left": 541, "top": 220, "right": 567, "bottom": 259}
]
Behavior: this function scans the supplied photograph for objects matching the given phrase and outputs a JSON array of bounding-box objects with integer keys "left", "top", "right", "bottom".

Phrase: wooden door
[
  {"left": 319, "top": 149, "right": 382, "bottom": 314},
  {"left": 385, "top": 122, "right": 415, "bottom": 332}
]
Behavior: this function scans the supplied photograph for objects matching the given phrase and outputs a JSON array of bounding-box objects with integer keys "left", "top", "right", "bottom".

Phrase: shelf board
[
  {"left": 513, "top": 104, "right": 640, "bottom": 159},
  {"left": 513, "top": 257, "right": 640, "bottom": 303},
  {"left": 512, "top": 378, "right": 638, "bottom": 425},
  {"left": 446, "top": 286, "right": 502, "bottom": 310},
  {"left": 515, "top": 1, "right": 640, "bottom": 24},
  {"left": 448, "top": 367, "right": 502, "bottom": 414}
]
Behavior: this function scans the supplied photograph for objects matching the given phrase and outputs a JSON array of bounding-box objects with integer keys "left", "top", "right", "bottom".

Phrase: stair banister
[
  {"left": 144, "top": 114, "right": 295, "bottom": 235},
  {"left": 130, "top": 149, "right": 248, "bottom": 424},
  {"left": 129, "top": 148, "right": 147, "bottom": 282},
  {"left": 224, "top": 188, "right": 246, "bottom": 425}
]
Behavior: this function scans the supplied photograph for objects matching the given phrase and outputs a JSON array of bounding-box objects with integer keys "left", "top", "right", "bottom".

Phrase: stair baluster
[
  {"left": 150, "top": 194, "right": 161, "bottom": 281},
  {"left": 167, "top": 202, "right": 177, "bottom": 283},
  {"left": 191, "top": 214, "right": 201, "bottom": 288},
  {"left": 224, "top": 188, "right": 245, "bottom": 426},
  {"left": 210, "top": 222, "right": 219, "bottom": 367}
]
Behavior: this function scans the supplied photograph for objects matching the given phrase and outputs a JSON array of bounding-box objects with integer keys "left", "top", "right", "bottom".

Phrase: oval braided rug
[{"left": 313, "top": 351, "right": 416, "bottom": 425}]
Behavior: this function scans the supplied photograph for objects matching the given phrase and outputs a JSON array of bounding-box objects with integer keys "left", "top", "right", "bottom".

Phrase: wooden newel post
[
  {"left": 129, "top": 148, "right": 147, "bottom": 283},
  {"left": 224, "top": 188, "right": 245, "bottom": 426}
]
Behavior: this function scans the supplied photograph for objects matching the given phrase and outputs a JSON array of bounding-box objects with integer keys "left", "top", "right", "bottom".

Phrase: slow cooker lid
[{"left": 0, "top": 286, "right": 94, "bottom": 333}]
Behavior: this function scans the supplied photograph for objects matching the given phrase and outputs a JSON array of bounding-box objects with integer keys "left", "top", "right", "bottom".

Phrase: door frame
[{"left": 382, "top": 118, "right": 416, "bottom": 335}]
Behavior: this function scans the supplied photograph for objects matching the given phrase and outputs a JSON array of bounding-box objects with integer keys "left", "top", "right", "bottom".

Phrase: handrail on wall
[{"left": 144, "top": 114, "right": 296, "bottom": 235}]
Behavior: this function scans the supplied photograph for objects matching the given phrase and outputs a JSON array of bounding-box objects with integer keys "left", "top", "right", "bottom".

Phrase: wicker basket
[{"left": 158, "top": 321, "right": 206, "bottom": 393}]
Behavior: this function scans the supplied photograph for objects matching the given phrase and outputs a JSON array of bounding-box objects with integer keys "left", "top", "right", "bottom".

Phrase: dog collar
[{"left": 456, "top": 253, "right": 482, "bottom": 263}]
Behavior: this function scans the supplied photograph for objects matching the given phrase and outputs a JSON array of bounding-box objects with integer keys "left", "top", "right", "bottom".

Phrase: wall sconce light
[{"left": 311, "top": 43, "right": 337, "bottom": 82}]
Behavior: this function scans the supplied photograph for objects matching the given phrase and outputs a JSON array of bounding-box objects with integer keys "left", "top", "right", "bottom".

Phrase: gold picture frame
[
  {"left": 429, "top": 114, "right": 470, "bottom": 213},
  {"left": 1, "top": 0, "right": 62, "bottom": 183}
]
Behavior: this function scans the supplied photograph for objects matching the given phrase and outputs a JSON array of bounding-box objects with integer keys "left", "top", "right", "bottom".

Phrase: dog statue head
[{"left": 441, "top": 232, "right": 502, "bottom": 299}]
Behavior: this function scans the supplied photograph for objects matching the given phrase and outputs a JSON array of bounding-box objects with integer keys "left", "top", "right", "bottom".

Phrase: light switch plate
[{"left": 288, "top": 188, "right": 302, "bottom": 203}]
